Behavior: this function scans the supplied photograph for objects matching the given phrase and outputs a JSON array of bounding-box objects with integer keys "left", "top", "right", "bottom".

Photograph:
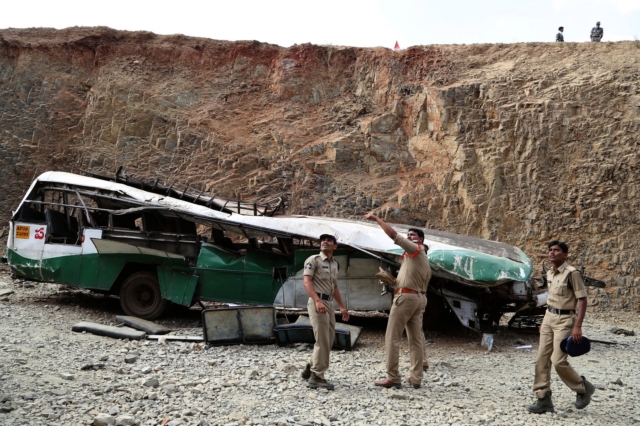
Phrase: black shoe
[
  {"left": 301, "top": 363, "right": 311, "bottom": 380},
  {"left": 527, "top": 391, "right": 554, "bottom": 414},
  {"left": 575, "top": 376, "right": 595, "bottom": 409},
  {"left": 308, "top": 372, "right": 335, "bottom": 390}
]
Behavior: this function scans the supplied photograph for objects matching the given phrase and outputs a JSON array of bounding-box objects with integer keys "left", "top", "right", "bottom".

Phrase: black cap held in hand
[{"left": 560, "top": 336, "right": 591, "bottom": 357}]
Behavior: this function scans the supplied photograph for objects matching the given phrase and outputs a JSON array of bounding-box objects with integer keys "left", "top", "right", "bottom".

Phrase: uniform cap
[
  {"left": 319, "top": 234, "right": 337, "bottom": 244},
  {"left": 560, "top": 335, "right": 591, "bottom": 357},
  {"left": 596, "top": 21, "right": 600, "bottom": 24}
]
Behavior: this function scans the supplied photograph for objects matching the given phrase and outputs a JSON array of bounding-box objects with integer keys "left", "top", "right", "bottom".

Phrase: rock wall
[{"left": 0, "top": 28, "right": 638, "bottom": 309}]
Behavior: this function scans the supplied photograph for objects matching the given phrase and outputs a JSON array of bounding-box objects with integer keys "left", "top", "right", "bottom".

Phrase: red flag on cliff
[{"left": 393, "top": 41, "right": 400, "bottom": 51}]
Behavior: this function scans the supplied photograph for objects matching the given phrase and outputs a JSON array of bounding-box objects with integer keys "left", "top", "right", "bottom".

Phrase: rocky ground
[{"left": 1, "top": 266, "right": 639, "bottom": 426}]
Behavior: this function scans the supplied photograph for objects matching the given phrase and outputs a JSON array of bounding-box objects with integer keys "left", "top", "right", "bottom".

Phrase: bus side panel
[
  {"left": 7, "top": 249, "right": 43, "bottom": 281},
  {"left": 196, "top": 269, "right": 244, "bottom": 302},
  {"left": 242, "top": 251, "right": 290, "bottom": 304},
  {"left": 39, "top": 249, "right": 83, "bottom": 286},
  {"left": 77, "top": 254, "right": 100, "bottom": 289},
  {"left": 7, "top": 222, "right": 47, "bottom": 281},
  {"left": 195, "top": 244, "right": 245, "bottom": 302},
  {"left": 242, "top": 273, "right": 279, "bottom": 304},
  {"left": 95, "top": 257, "right": 128, "bottom": 291},
  {"left": 195, "top": 244, "right": 291, "bottom": 305},
  {"left": 76, "top": 229, "right": 103, "bottom": 289},
  {"left": 157, "top": 266, "right": 198, "bottom": 306}
]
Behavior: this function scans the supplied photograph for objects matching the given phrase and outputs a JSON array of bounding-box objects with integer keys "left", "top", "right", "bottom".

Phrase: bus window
[{"left": 44, "top": 209, "right": 79, "bottom": 244}]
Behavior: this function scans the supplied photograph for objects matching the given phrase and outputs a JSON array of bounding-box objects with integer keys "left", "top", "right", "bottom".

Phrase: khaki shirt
[
  {"left": 394, "top": 234, "right": 432, "bottom": 293},
  {"left": 303, "top": 252, "right": 339, "bottom": 296},
  {"left": 546, "top": 262, "right": 588, "bottom": 310}
]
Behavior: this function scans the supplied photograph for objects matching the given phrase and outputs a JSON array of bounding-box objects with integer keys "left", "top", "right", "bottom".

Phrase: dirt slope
[{"left": 0, "top": 27, "right": 638, "bottom": 308}]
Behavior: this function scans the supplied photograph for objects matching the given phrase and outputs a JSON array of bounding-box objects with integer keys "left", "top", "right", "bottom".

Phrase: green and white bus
[{"left": 6, "top": 171, "right": 549, "bottom": 328}]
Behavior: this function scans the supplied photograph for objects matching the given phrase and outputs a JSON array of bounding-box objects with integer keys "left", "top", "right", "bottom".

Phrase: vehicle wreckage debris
[
  {"left": 80, "top": 363, "right": 106, "bottom": 371},
  {"left": 71, "top": 322, "right": 146, "bottom": 340},
  {"left": 481, "top": 333, "right": 495, "bottom": 353},
  {"left": 6, "top": 171, "right": 561, "bottom": 331},
  {"left": 147, "top": 335, "right": 203, "bottom": 342},
  {"left": 273, "top": 315, "right": 363, "bottom": 350},
  {"left": 115, "top": 315, "right": 172, "bottom": 335},
  {"left": 202, "top": 307, "right": 277, "bottom": 345},
  {"left": 590, "top": 339, "right": 621, "bottom": 345},
  {"left": 611, "top": 327, "right": 635, "bottom": 336}
]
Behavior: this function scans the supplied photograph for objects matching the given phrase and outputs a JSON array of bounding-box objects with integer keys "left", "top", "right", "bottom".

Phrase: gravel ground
[{"left": 1, "top": 267, "right": 640, "bottom": 426}]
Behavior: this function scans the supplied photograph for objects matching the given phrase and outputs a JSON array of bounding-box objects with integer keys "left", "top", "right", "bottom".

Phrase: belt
[
  {"left": 316, "top": 292, "right": 333, "bottom": 302},
  {"left": 547, "top": 306, "right": 575, "bottom": 315},
  {"left": 395, "top": 288, "right": 425, "bottom": 295}
]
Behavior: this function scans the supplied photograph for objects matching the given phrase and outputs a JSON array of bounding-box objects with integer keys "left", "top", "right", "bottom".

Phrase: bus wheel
[{"left": 119, "top": 271, "right": 168, "bottom": 320}]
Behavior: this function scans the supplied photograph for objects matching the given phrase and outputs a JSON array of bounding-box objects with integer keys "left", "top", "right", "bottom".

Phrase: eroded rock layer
[{"left": 0, "top": 28, "right": 638, "bottom": 308}]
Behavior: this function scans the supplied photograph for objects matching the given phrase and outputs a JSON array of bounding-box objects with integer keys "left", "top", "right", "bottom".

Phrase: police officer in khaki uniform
[
  {"left": 365, "top": 213, "right": 431, "bottom": 389},
  {"left": 300, "top": 234, "right": 349, "bottom": 390},
  {"left": 527, "top": 240, "right": 595, "bottom": 413}
]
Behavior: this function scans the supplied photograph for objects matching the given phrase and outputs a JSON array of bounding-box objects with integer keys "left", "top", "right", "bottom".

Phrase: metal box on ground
[
  {"left": 273, "top": 315, "right": 363, "bottom": 350},
  {"left": 202, "top": 306, "right": 277, "bottom": 345}
]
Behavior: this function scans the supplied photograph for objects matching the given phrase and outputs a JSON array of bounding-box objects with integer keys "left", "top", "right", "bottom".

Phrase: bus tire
[{"left": 119, "top": 271, "right": 168, "bottom": 320}]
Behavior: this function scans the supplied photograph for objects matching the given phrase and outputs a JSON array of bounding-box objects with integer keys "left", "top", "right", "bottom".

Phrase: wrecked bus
[{"left": 6, "top": 171, "right": 552, "bottom": 329}]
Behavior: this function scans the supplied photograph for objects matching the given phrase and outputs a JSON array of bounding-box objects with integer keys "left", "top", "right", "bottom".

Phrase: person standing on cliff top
[
  {"left": 527, "top": 241, "right": 595, "bottom": 414},
  {"left": 590, "top": 22, "right": 603, "bottom": 42},
  {"left": 556, "top": 27, "right": 564, "bottom": 42},
  {"left": 366, "top": 213, "right": 431, "bottom": 390}
]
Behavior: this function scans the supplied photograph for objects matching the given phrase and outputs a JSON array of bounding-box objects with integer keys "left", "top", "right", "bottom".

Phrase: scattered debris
[
  {"left": 72, "top": 322, "right": 146, "bottom": 340},
  {"left": 611, "top": 327, "right": 635, "bottom": 336},
  {"left": 481, "top": 333, "right": 494, "bottom": 353},
  {"left": 202, "top": 307, "right": 277, "bottom": 345},
  {"left": 590, "top": 339, "right": 620, "bottom": 345},
  {"left": 612, "top": 378, "right": 624, "bottom": 386},
  {"left": 115, "top": 316, "right": 172, "bottom": 335},
  {"left": 0, "top": 289, "right": 14, "bottom": 297},
  {"left": 147, "top": 335, "right": 203, "bottom": 342},
  {"left": 80, "top": 363, "right": 105, "bottom": 371},
  {"left": 273, "top": 315, "right": 363, "bottom": 350}
]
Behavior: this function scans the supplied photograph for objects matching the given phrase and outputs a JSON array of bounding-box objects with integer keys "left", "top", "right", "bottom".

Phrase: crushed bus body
[{"left": 7, "top": 171, "right": 552, "bottom": 329}]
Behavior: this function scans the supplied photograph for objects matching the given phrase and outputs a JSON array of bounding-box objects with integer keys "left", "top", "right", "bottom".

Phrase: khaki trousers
[
  {"left": 409, "top": 323, "right": 429, "bottom": 369},
  {"left": 422, "top": 330, "right": 429, "bottom": 369},
  {"left": 533, "top": 312, "right": 586, "bottom": 398},
  {"left": 308, "top": 298, "right": 335, "bottom": 379},
  {"left": 385, "top": 292, "right": 426, "bottom": 383}
]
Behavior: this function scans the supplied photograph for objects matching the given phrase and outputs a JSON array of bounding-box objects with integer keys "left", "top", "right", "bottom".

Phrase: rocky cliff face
[{"left": 1, "top": 28, "right": 638, "bottom": 308}]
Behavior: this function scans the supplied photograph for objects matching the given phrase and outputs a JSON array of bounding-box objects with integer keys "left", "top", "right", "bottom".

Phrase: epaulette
[{"left": 566, "top": 265, "right": 579, "bottom": 291}]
